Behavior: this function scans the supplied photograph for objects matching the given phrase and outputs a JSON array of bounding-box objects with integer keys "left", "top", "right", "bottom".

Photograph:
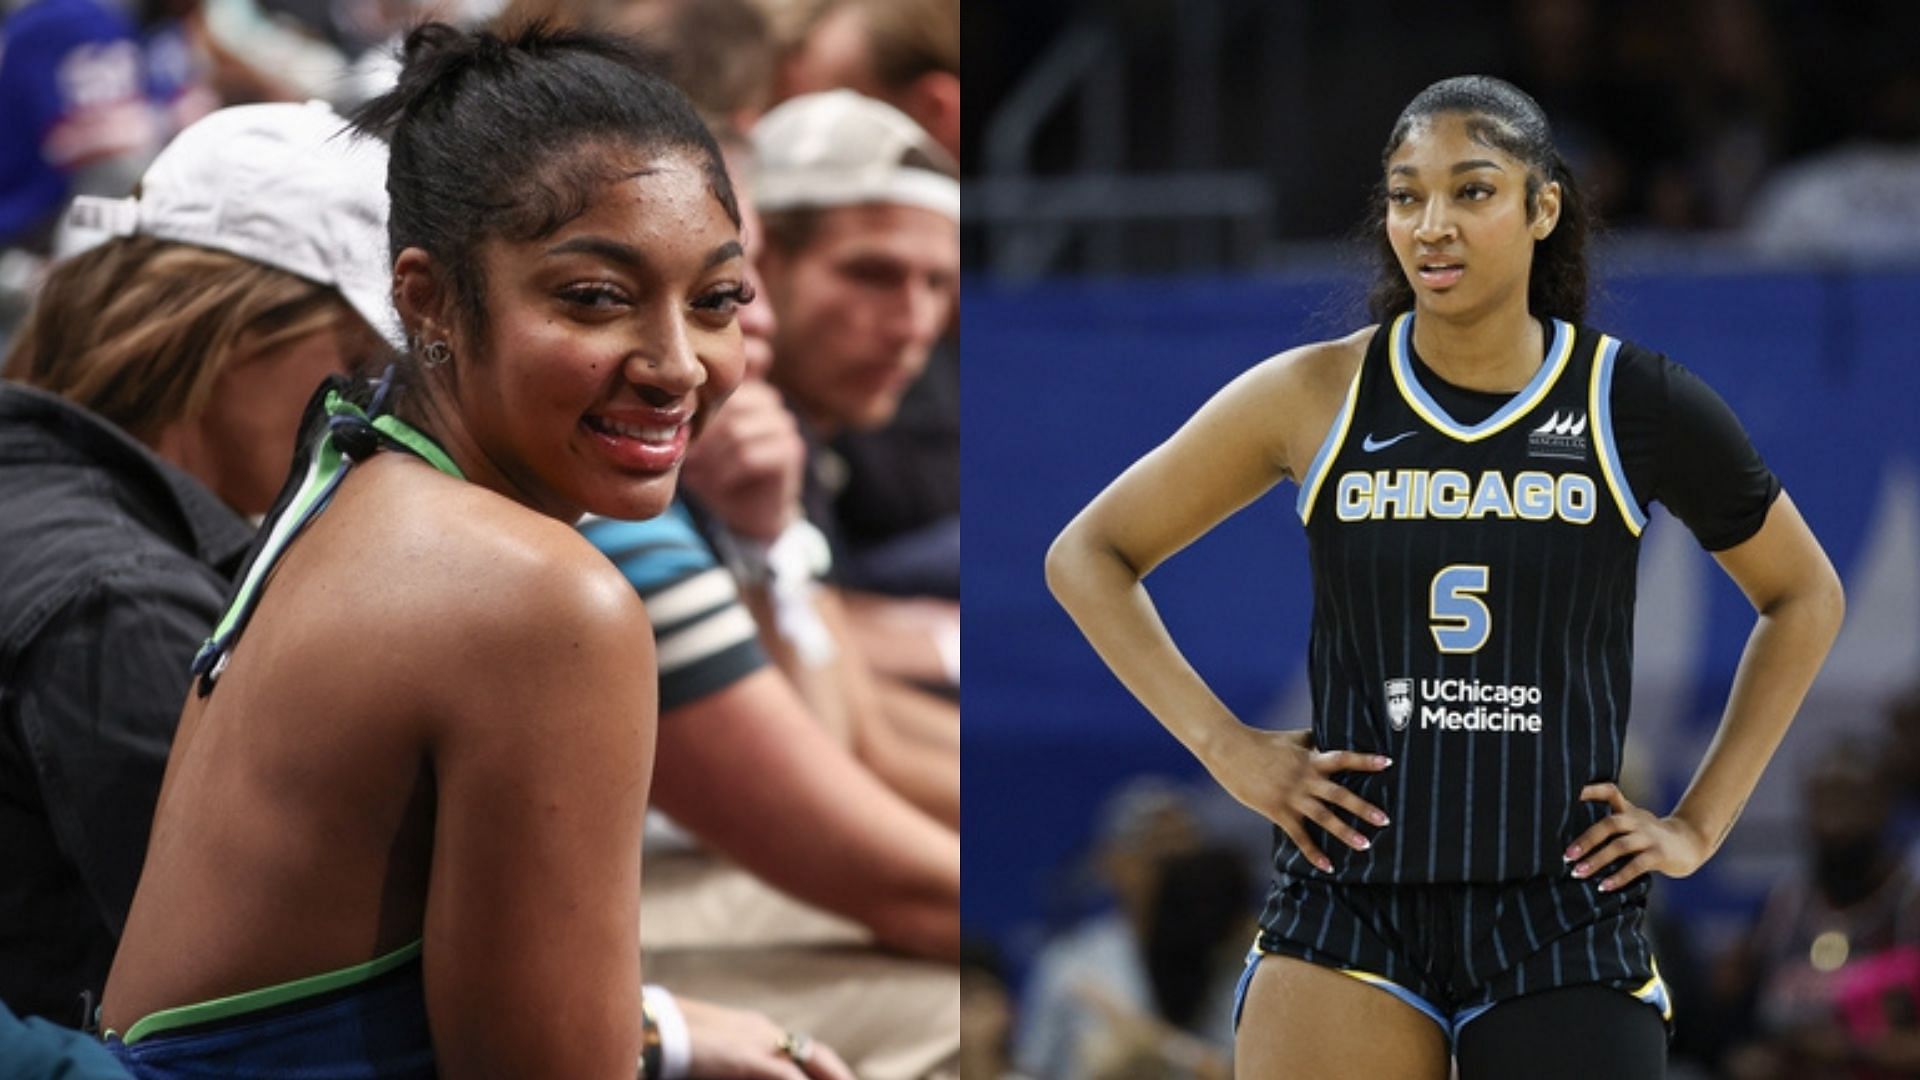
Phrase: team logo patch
[
  {"left": 1528, "top": 410, "right": 1588, "bottom": 460},
  {"left": 1385, "top": 678, "right": 1413, "bottom": 731}
]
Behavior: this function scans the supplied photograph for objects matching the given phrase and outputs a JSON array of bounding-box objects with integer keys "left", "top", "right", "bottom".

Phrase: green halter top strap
[{"left": 190, "top": 380, "right": 462, "bottom": 694}]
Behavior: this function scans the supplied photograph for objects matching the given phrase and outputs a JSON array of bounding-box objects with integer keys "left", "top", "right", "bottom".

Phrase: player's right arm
[{"left": 1045, "top": 332, "right": 1388, "bottom": 868}]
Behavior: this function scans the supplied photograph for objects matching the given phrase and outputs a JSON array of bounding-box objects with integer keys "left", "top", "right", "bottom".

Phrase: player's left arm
[{"left": 1570, "top": 491, "right": 1843, "bottom": 889}]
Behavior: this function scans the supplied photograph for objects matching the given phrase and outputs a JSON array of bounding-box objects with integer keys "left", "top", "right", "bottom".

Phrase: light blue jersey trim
[
  {"left": 1390, "top": 313, "right": 1573, "bottom": 442},
  {"left": 1343, "top": 967, "right": 1451, "bottom": 1032},
  {"left": 1589, "top": 336, "right": 1648, "bottom": 535},
  {"left": 1232, "top": 947, "right": 1447, "bottom": 1035},
  {"left": 1449, "top": 1000, "right": 1499, "bottom": 1039},
  {"left": 1296, "top": 357, "right": 1366, "bottom": 523},
  {"left": 1231, "top": 945, "right": 1262, "bottom": 1030},
  {"left": 1234, "top": 947, "right": 1674, "bottom": 1045},
  {"left": 1634, "top": 961, "right": 1675, "bottom": 1022}
]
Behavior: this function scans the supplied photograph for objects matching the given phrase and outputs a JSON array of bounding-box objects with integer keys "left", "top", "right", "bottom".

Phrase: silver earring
[{"left": 423, "top": 339, "right": 452, "bottom": 367}]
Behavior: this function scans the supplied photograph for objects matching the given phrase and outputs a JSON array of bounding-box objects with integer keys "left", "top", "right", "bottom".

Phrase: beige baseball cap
[
  {"left": 751, "top": 89, "right": 959, "bottom": 222},
  {"left": 58, "top": 100, "right": 401, "bottom": 347}
]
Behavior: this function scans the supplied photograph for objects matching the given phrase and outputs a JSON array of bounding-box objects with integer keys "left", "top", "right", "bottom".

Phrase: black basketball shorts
[{"left": 1234, "top": 870, "right": 1670, "bottom": 1043}]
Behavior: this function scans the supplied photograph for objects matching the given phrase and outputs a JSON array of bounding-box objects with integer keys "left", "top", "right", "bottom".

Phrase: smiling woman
[
  {"left": 1045, "top": 75, "right": 1845, "bottom": 1079},
  {"left": 387, "top": 161, "right": 748, "bottom": 521},
  {"left": 92, "top": 22, "right": 750, "bottom": 1080}
]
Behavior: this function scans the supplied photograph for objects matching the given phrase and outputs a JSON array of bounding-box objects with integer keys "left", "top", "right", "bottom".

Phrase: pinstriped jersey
[{"left": 1286, "top": 313, "right": 1651, "bottom": 885}]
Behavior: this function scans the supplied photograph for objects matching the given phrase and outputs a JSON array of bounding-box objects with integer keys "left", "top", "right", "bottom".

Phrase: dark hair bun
[{"left": 345, "top": 21, "right": 736, "bottom": 348}]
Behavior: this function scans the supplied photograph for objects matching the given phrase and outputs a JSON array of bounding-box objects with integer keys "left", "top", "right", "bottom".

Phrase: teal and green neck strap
[{"left": 191, "top": 370, "right": 462, "bottom": 696}]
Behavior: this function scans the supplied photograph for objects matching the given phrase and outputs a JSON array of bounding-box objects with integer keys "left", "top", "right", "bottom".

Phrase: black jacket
[{"left": 0, "top": 381, "right": 251, "bottom": 1023}]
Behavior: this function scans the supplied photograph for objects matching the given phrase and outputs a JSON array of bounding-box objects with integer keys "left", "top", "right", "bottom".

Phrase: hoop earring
[{"left": 423, "top": 340, "right": 452, "bottom": 367}]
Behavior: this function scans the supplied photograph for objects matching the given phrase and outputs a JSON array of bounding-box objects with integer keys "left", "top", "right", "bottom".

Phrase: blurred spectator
[
  {"left": 1063, "top": 844, "right": 1251, "bottom": 1080},
  {"left": 753, "top": 88, "right": 961, "bottom": 686},
  {"left": 1573, "top": 0, "right": 1785, "bottom": 230},
  {"left": 778, "top": 0, "right": 958, "bottom": 158},
  {"left": 0, "top": 100, "right": 387, "bottom": 1024},
  {"left": 1745, "top": 143, "right": 1920, "bottom": 263},
  {"left": 192, "top": 0, "right": 348, "bottom": 102},
  {"left": 1881, "top": 685, "right": 1920, "bottom": 865},
  {"left": 1679, "top": 0, "right": 1785, "bottom": 228},
  {"left": 1016, "top": 777, "right": 1212, "bottom": 1080},
  {"left": 1141, "top": 846, "right": 1252, "bottom": 1047},
  {"left": 0, "top": 0, "right": 221, "bottom": 248},
  {"left": 1718, "top": 740, "right": 1920, "bottom": 1079},
  {"left": 490, "top": 0, "right": 777, "bottom": 129},
  {"left": 962, "top": 939, "right": 1035, "bottom": 1080},
  {"left": 770, "top": 0, "right": 960, "bottom": 607},
  {"left": 826, "top": 343, "right": 957, "bottom": 603},
  {"left": 684, "top": 129, "right": 960, "bottom": 825},
  {"left": 1742, "top": 2, "right": 1920, "bottom": 260},
  {"left": 0, "top": 0, "right": 217, "bottom": 345}
]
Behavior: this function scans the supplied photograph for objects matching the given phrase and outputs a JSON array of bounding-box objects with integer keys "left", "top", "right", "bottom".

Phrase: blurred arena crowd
[{"left": 1, "top": 0, "right": 958, "bottom": 1075}]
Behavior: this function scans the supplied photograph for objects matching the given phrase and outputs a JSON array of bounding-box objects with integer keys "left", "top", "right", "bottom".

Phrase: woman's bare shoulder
[
  {"left": 1248, "top": 326, "right": 1373, "bottom": 396},
  {"left": 1216, "top": 327, "right": 1372, "bottom": 478},
  {"left": 320, "top": 461, "right": 650, "bottom": 682}
]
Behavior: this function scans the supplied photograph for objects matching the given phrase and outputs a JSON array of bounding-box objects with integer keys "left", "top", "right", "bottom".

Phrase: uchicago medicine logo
[{"left": 1384, "top": 677, "right": 1545, "bottom": 734}]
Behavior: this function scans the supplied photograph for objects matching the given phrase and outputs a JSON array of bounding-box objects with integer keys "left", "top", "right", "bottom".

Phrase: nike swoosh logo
[{"left": 1361, "top": 431, "right": 1417, "bottom": 452}]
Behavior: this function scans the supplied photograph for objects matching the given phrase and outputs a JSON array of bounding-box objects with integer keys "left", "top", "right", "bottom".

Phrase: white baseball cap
[
  {"left": 751, "top": 89, "right": 959, "bottom": 222},
  {"left": 57, "top": 100, "right": 401, "bottom": 347}
]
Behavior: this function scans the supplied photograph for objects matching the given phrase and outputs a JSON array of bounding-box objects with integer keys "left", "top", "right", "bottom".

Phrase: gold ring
[{"left": 777, "top": 1031, "right": 814, "bottom": 1065}]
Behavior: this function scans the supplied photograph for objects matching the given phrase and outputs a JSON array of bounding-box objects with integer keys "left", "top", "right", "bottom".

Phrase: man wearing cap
[
  {"left": 0, "top": 100, "right": 390, "bottom": 1025},
  {"left": 765, "top": 1, "right": 963, "bottom": 621},
  {"left": 746, "top": 90, "right": 961, "bottom": 686},
  {"left": 753, "top": 88, "right": 957, "bottom": 446}
]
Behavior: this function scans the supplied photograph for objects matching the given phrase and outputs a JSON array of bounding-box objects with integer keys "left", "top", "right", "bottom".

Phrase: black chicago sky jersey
[{"left": 1288, "top": 313, "right": 1657, "bottom": 885}]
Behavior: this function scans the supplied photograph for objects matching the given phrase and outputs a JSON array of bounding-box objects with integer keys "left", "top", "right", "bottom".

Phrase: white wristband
[
  {"left": 932, "top": 615, "right": 960, "bottom": 682},
  {"left": 730, "top": 519, "right": 833, "bottom": 587},
  {"left": 643, "top": 985, "right": 691, "bottom": 1080}
]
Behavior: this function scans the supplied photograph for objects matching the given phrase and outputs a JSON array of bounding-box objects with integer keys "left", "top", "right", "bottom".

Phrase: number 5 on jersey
[{"left": 1430, "top": 564, "right": 1491, "bottom": 654}]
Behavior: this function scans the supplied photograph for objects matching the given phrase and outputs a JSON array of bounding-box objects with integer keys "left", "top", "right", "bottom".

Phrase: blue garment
[
  {"left": 0, "top": 1000, "right": 130, "bottom": 1078},
  {"left": 103, "top": 949, "right": 433, "bottom": 1079}
]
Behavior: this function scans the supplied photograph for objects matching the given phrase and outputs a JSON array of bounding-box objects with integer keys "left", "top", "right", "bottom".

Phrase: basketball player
[{"left": 1047, "top": 76, "right": 1844, "bottom": 1079}]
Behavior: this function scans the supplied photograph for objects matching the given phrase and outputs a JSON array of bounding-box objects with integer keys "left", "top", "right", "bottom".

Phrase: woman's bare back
[{"left": 100, "top": 450, "right": 652, "bottom": 1038}]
